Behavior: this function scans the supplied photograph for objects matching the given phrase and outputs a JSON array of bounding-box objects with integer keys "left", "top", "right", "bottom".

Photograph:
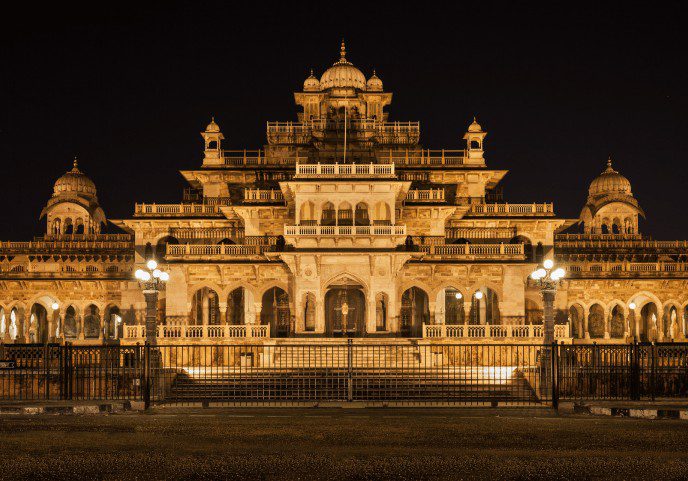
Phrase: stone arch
[
  {"left": 469, "top": 287, "right": 500, "bottom": 325},
  {"left": 609, "top": 304, "right": 625, "bottom": 338},
  {"left": 104, "top": 304, "right": 121, "bottom": 339},
  {"left": 373, "top": 201, "right": 391, "bottom": 225},
  {"left": 321, "top": 201, "right": 336, "bottom": 225},
  {"left": 83, "top": 304, "right": 101, "bottom": 338},
  {"left": 299, "top": 201, "right": 316, "bottom": 224},
  {"left": 436, "top": 286, "right": 465, "bottom": 325},
  {"left": 588, "top": 303, "right": 605, "bottom": 338},
  {"left": 662, "top": 302, "right": 681, "bottom": 339},
  {"left": 191, "top": 287, "right": 220, "bottom": 326},
  {"left": 63, "top": 305, "right": 79, "bottom": 339},
  {"left": 354, "top": 202, "right": 370, "bottom": 225},
  {"left": 325, "top": 271, "right": 370, "bottom": 293},
  {"left": 569, "top": 303, "right": 585, "bottom": 338},
  {"left": 525, "top": 297, "right": 543, "bottom": 325},
  {"left": 400, "top": 286, "right": 429, "bottom": 337},
  {"left": 260, "top": 286, "right": 290, "bottom": 337},
  {"left": 337, "top": 201, "right": 353, "bottom": 225}
]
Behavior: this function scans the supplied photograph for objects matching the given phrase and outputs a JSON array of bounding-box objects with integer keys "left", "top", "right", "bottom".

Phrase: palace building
[{"left": 1, "top": 43, "right": 687, "bottom": 345}]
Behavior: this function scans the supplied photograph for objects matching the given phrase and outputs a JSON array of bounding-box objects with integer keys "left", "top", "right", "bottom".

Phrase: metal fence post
[
  {"left": 143, "top": 342, "right": 151, "bottom": 409},
  {"left": 650, "top": 342, "right": 656, "bottom": 401},
  {"left": 631, "top": 341, "right": 640, "bottom": 401},
  {"left": 551, "top": 341, "right": 559, "bottom": 409},
  {"left": 44, "top": 344, "right": 49, "bottom": 400},
  {"left": 64, "top": 342, "right": 73, "bottom": 400},
  {"left": 347, "top": 338, "right": 353, "bottom": 402}
]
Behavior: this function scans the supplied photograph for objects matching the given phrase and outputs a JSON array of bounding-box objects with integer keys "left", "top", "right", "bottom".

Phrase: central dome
[
  {"left": 588, "top": 158, "right": 632, "bottom": 197},
  {"left": 53, "top": 159, "right": 97, "bottom": 198},
  {"left": 320, "top": 41, "right": 367, "bottom": 90}
]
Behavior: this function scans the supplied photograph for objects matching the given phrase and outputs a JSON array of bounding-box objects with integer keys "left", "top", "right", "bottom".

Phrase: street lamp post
[
  {"left": 135, "top": 259, "right": 169, "bottom": 346},
  {"left": 530, "top": 259, "right": 565, "bottom": 398}
]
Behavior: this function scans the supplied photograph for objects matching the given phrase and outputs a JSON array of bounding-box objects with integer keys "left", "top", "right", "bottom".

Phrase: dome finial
[
  {"left": 340, "top": 39, "right": 346, "bottom": 59},
  {"left": 73, "top": 156, "right": 78, "bottom": 169}
]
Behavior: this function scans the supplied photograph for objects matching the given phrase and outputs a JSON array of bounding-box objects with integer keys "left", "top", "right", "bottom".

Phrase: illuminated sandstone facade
[{"left": 1, "top": 43, "right": 687, "bottom": 344}]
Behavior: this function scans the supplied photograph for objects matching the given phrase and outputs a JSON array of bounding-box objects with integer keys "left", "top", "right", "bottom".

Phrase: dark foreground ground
[{"left": 1, "top": 408, "right": 687, "bottom": 480}]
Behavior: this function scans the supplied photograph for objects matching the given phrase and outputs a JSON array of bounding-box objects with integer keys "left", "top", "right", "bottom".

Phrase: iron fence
[{"left": 1, "top": 341, "right": 687, "bottom": 407}]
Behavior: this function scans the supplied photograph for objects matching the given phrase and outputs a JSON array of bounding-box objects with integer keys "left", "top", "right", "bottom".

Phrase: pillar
[
  {"left": 583, "top": 306, "right": 590, "bottom": 339},
  {"left": 603, "top": 307, "right": 610, "bottom": 339}
]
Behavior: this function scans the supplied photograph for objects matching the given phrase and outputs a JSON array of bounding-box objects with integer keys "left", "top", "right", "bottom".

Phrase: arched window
[
  {"left": 321, "top": 202, "right": 336, "bottom": 226},
  {"left": 601, "top": 224, "right": 609, "bottom": 234},
  {"left": 105, "top": 306, "right": 121, "bottom": 339},
  {"left": 588, "top": 304, "right": 605, "bottom": 338},
  {"left": 64, "top": 306, "right": 78, "bottom": 338},
  {"left": 354, "top": 202, "right": 369, "bottom": 226},
  {"left": 74, "top": 218, "right": 85, "bottom": 235},
  {"left": 52, "top": 218, "right": 61, "bottom": 235},
  {"left": 337, "top": 202, "right": 352, "bottom": 226},
  {"left": 227, "top": 287, "right": 245, "bottom": 325},
  {"left": 373, "top": 202, "right": 391, "bottom": 225},
  {"left": 470, "top": 288, "right": 500, "bottom": 325},
  {"left": 64, "top": 218, "right": 74, "bottom": 235},
  {"left": 191, "top": 288, "right": 220, "bottom": 325},
  {"left": 207, "top": 140, "right": 218, "bottom": 150},
  {"left": 470, "top": 140, "right": 480, "bottom": 149},
  {"left": 299, "top": 201, "right": 316, "bottom": 225},
  {"left": 83, "top": 305, "right": 101, "bottom": 338}
]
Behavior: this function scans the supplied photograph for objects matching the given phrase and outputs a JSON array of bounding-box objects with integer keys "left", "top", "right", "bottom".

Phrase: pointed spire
[{"left": 340, "top": 39, "right": 346, "bottom": 59}]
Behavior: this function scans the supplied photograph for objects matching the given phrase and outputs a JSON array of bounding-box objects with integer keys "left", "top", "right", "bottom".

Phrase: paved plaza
[{"left": 1, "top": 408, "right": 687, "bottom": 480}]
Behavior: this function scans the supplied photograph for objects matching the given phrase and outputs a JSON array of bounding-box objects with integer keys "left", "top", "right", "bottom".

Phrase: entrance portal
[
  {"left": 325, "top": 287, "right": 366, "bottom": 336},
  {"left": 260, "top": 287, "right": 291, "bottom": 337}
]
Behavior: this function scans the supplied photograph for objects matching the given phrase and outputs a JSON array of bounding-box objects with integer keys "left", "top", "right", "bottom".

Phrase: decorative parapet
[
  {"left": 123, "top": 324, "right": 270, "bottom": 340},
  {"left": 222, "top": 149, "right": 306, "bottom": 167},
  {"left": 406, "top": 189, "right": 445, "bottom": 203},
  {"left": 423, "top": 323, "right": 570, "bottom": 339},
  {"left": 294, "top": 162, "right": 395, "bottom": 178},
  {"left": 284, "top": 225, "right": 406, "bottom": 237},
  {"left": 418, "top": 243, "right": 525, "bottom": 260},
  {"left": 467, "top": 203, "right": 554, "bottom": 216},
  {"left": 166, "top": 244, "right": 264, "bottom": 260},
  {"left": 244, "top": 189, "right": 285, "bottom": 203},
  {"left": 565, "top": 261, "right": 688, "bottom": 277},
  {"left": 378, "top": 149, "right": 467, "bottom": 166},
  {"left": 134, "top": 203, "right": 223, "bottom": 217}
]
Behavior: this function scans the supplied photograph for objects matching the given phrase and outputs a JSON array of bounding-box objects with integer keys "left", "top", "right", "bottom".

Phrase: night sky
[{"left": 2, "top": 2, "right": 686, "bottom": 240}]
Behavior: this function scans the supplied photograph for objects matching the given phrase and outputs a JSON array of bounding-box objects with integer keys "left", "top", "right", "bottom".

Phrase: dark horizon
[{"left": 2, "top": 1, "right": 686, "bottom": 240}]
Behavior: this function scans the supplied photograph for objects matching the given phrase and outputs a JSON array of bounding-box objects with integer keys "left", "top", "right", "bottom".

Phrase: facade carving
[{"left": 2, "top": 43, "right": 687, "bottom": 344}]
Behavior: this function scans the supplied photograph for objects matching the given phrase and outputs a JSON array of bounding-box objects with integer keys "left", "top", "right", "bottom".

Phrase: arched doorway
[
  {"left": 64, "top": 306, "right": 78, "bottom": 339},
  {"left": 469, "top": 288, "right": 500, "bottom": 325},
  {"left": 663, "top": 305, "right": 679, "bottom": 339},
  {"left": 610, "top": 305, "right": 625, "bottom": 338},
  {"left": 439, "top": 288, "right": 464, "bottom": 325},
  {"left": 640, "top": 303, "right": 659, "bottom": 341},
  {"left": 191, "top": 288, "right": 220, "bottom": 325},
  {"left": 569, "top": 304, "right": 584, "bottom": 338},
  {"left": 30, "top": 303, "right": 49, "bottom": 343},
  {"left": 400, "top": 287, "right": 429, "bottom": 337},
  {"left": 227, "top": 288, "right": 245, "bottom": 325},
  {"left": 104, "top": 305, "right": 121, "bottom": 340},
  {"left": 260, "top": 287, "right": 291, "bottom": 337},
  {"left": 83, "top": 305, "right": 101, "bottom": 338},
  {"left": 325, "top": 285, "right": 366, "bottom": 336},
  {"left": 588, "top": 304, "right": 605, "bottom": 338}
]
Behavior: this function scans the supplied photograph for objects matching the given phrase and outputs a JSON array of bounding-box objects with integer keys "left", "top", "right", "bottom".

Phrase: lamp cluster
[
  {"left": 530, "top": 259, "right": 565, "bottom": 282},
  {"left": 135, "top": 259, "right": 170, "bottom": 283}
]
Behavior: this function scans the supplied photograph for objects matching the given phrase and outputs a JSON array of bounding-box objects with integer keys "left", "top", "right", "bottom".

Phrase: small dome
[
  {"left": 588, "top": 158, "right": 632, "bottom": 196},
  {"left": 467, "top": 117, "right": 482, "bottom": 132},
  {"left": 320, "top": 41, "right": 367, "bottom": 90},
  {"left": 205, "top": 117, "right": 221, "bottom": 132},
  {"left": 366, "top": 70, "right": 383, "bottom": 91},
  {"left": 303, "top": 69, "right": 320, "bottom": 91},
  {"left": 53, "top": 158, "right": 97, "bottom": 197}
]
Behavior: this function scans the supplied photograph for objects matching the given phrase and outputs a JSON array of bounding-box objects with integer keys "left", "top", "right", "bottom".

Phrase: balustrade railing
[
  {"left": 284, "top": 225, "right": 406, "bottom": 237},
  {"left": 222, "top": 149, "right": 307, "bottom": 166},
  {"left": 423, "top": 323, "right": 570, "bottom": 339},
  {"left": 555, "top": 235, "right": 688, "bottom": 249},
  {"left": 564, "top": 262, "right": 688, "bottom": 275},
  {"left": 243, "top": 189, "right": 285, "bottom": 202},
  {"left": 378, "top": 149, "right": 467, "bottom": 166},
  {"left": 468, "top": 203, "right": 554, "bottom": 216},
  {"left": 134, "top": 203, "right": 222, "bottom": 216},
  {"left": 294, "top": 162, "right": 395, "bottom": 178},
  {"left": 0, "top": 238, "right": 133, "bottom": 252},
  {"left": 419, "top": 243, "right": 524, "bottom": 258},
  {"left": 123, "top": 324, "right": 270, "bottom": 340},
  {"left": 166, "top": 244, "right": 263, "bottom": 257},
  {"left": 406, "top": 189, "right": 445, "bottom": 202},
  {"left": 445, "top": 227, "right": 517, "bottom": 240}
]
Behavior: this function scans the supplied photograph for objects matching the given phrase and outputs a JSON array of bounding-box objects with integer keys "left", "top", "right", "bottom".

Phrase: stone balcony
[
  {"left": 134, "top": 203, "right": 223, "bottom": 217},
  {"left": 423, "top": 323, "right": 570, "bottom": 339},
  {"left": 243, "top": 189, "right": 285, "bottom": 203},
  {"left": 467, "top": 203, "right": 554, "bottom": 216},
  {"left": 564, "top": 261, "right": 688, "bottom": 278},
  {"left": 166, "top": 244, "right": 265, "bottom": 260},
  {"left": 122, "top": 324, "right": 270, "bottom": 341},
  {"left": 284, "top": 224, "right": 407, "bottom": 248},
  {"left": 294, "top": 162, "right": 395, "bottom": 178},
  {"left": 418, "top": 243, "right": 525, "bottom": 260},
  {"left": 405, "top": 189, "right": 445, "bottom": 203}
]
